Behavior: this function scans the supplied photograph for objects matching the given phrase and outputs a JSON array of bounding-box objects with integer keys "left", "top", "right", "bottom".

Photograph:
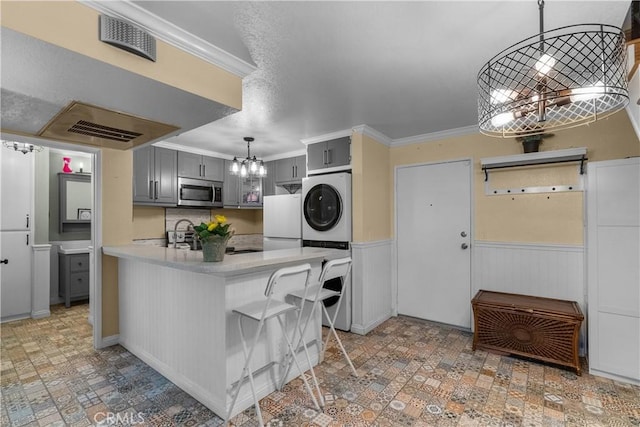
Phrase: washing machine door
[{"left": 303, "top": 183, "right": 342, "bottom": 231}]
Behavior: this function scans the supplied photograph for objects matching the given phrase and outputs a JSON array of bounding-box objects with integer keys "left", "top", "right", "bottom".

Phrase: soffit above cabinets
[{"left": 0, "top": 27, "right": 238, "bottom": 150}]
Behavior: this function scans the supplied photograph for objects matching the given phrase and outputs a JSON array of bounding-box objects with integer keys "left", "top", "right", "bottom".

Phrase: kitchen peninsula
[{"left": 102, "top": 245, "right": 334, "bottom": 419}]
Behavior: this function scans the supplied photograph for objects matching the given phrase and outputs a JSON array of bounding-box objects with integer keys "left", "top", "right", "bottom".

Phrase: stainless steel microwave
[{"left": 178, "top": 177, "right": 223, "bottom": 207}]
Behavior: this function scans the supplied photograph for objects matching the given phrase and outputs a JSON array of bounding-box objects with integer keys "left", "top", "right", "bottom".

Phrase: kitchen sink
[{"left": 226, "top": 248, "right": 262, "bottom": 255}]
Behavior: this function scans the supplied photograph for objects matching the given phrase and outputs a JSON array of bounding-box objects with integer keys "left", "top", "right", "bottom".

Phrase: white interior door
[{"left": 397, "top": 160, "right": 472, "bottom": 328}]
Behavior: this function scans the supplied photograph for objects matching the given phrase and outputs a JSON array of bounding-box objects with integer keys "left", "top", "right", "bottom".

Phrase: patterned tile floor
[{"left": 2, "top": 303, "right": 639, "bottom": 426}]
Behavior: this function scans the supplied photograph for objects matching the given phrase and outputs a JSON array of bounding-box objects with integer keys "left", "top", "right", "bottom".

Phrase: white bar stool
[
  {"left": 281, "top": 257, "right": 357, "bottom": 391},
  {"left": 226, "top": 264, "right": 322, "bottom": 427}
]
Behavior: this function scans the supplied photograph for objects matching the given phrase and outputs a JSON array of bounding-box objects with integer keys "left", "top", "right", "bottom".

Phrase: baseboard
[
  {"left": 120, "top": 337, "right": 228, "bottom": 418},
  {"left": 99, "top": 334, "right": 120, "bottom": 348},
  {"left": 31, "top": 309, "right": 51, "bottom": 319},
  {"left": 1, "top": 313, "right": 31, "bottom": 323},
  {"left": 351, "top": 311, "right": 393, "bottom": 335},
  {"left": 589, "top": 368, "right": 640, "bottom": 386}
]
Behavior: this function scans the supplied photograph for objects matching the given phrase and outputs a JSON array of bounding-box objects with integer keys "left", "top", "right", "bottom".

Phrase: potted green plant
[{"left": 193, "top": 215, "right": 234, "bottom": 262}]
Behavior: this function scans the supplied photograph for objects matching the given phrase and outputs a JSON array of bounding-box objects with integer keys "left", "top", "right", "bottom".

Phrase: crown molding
[
  {"left": 80, "top": 0, "right": 257, "bottom": 78},
  {"left": 152, "top": 141, "right": 234, "bottom": 160},
  {"left": 262, "top": 149, "right": 307, "bottom": 162},
  {"left": 391, "top": 125, "right": 479, "bottom": 147},
  {"left": 300, "top": 129, "right": 352, "bottom": 145},
  {"left": 352, "top": 125, "right": 392, "bottom": 147}
]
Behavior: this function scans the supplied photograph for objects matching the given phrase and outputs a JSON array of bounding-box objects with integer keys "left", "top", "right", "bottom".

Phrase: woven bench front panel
[{"left": 474, "top": 306, "right": 576, "bottom": 365}]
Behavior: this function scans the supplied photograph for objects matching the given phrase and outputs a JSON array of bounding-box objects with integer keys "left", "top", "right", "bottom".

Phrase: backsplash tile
[
  {"left": 165, "top": 208, "right": 211, "bottom": 232},
  {"left": 164, "top": 208, "right": 262, "bottom": 249}
]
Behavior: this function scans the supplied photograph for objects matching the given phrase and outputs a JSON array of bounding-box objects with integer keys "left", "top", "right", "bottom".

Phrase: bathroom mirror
[{"left": 59, "top": 173, "right": 91, "bottom": 233}]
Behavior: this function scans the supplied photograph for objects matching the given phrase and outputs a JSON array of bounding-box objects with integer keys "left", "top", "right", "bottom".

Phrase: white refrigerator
[{"left": 263, "top": 194, "right": 302, "bottom": 251}]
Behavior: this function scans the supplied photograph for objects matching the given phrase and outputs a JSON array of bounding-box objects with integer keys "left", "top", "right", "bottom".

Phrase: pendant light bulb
[
  {"left": 535, "top": 53, "right": 556, "bottom": 76},
  {"left": 570, "top": 81, "right": 605, "bottom": 102},
  {"left": 231, "top": 157, "right": 239, "bottom": 174},
  {"left": 491, "top": 111, "right": 515, "bottom": 127},
  {"left": 240, "top": 162, "right": 247, "bottom": 177},
  {"left": 258, "top": 161, "right": 266, "bottom": 177},
  {"left": 250, "top": 156, "right": 258, "bottom": 173}
]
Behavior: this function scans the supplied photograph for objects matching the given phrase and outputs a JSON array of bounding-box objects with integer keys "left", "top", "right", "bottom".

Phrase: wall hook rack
[{"left": 480, "top": 148, "right": 588, "bottom": 195}]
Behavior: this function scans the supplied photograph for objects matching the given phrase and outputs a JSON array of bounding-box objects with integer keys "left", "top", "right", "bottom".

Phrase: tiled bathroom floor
[{"left": 1, "top": 303, "right": 639, "bottom": 426}]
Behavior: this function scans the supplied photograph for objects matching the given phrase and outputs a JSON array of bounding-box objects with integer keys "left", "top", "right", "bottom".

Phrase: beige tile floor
[{"left": 1, "top": 303, "right": 639, "bottom": 426}]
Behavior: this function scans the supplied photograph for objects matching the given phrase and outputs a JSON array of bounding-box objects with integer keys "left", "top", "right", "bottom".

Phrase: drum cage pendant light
[
  {"left": 477, "top": 0, "right": 629, "bottom": 138},
  {"left": 229, "top": 137, "right": 266, "bottom": 178}
]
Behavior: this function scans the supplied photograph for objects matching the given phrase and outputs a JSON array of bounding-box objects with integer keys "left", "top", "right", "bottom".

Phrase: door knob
[
  {"left": 0, "top": 259, "right": 8, "bottom": 264},
  {"left": 461, "top": 243, "right": 469, "bottom": 250},
  {"left": 460, "top": 231, "right": 467, "bottom": 237}
]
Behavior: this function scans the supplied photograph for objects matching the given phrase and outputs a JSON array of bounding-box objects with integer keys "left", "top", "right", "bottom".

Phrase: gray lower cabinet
[
  {"left": 178, "top": 152, "right": 224, "bottom": 181},
  {"left": 59, "top": 252, "right": 89, "bottom": 308},
  {"left": 275, "top": 155, "right": 306, "bottom": 184},
  {"left": 306, "top": 136, "right": 350, "bottom": 173},
  {"left": 133, "top": 146, "right": 178, "bottom": 205}
]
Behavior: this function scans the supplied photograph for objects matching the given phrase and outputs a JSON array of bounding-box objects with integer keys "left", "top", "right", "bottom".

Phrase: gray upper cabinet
[
  {"left": 275, "top": 155, "right": 306, "bottom": 184},
  {"left": 223, "top": 160, "right": 263, "bottom": 208},
  {"left": 133, "top": 146, "right": 177, "bottom": 206},
  {"left": 263, "top": 161, "right": 276, "bottom": 196},
  {"left": 223, "top": 160, "right": 240, "bottom": 206},
  {"left": 306, "top": 136, "right": 350, "bottom": 173},
  {"left": 178, "top": 152, "right": 224, "bottom": 181}
]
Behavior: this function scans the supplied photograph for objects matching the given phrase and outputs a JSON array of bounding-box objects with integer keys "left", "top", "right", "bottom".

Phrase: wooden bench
[{"left": 471, "top": 290, "right": 584, "bottom": 375}]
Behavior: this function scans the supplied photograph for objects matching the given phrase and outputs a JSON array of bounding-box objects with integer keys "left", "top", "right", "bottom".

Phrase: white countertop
[
  {"left": 59, "top": 247, "right": 90, "bottom": 255},
  {"left": 102, "top": 245, "right": 346, "bottom": 276}
]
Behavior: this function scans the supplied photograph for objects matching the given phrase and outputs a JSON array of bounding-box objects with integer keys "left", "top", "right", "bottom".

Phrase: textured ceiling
[
  {"left": 135, "top": 1, "right": 631, "bottom": 159},
  {"left": 2, "top": 1, "right": 631, "bottom": 159}
]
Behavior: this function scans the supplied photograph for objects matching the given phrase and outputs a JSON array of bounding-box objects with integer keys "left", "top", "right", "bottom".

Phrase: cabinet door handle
[
  {"left": 323, "top": 150, "right": 327, "bottom": 165},
  {"left": 0, "top": 259, "right": 8, "bottom": 265},
  {"left": 26, "top": 214, "right": 30, "bottom": 229},
  {"left": 154, "top": 181, "right": 159, "bottom": 199},
  {"left": 327, "top": 149, "right": 332, "bottom": 165},
  {"left": 202, "top": 164, "right": 206, "bottom": 177},
  {"left": 26, "top": 234, "right": 29, "bottom": 246},
  {"left": 199, "top": 164, "right": 202, "bottom": 177},
  {"left": 292, "top": 165, "right": 296, "bottom": 178},
  {"left": 149, "top": 180, "right": 154, "bottom": 199}
]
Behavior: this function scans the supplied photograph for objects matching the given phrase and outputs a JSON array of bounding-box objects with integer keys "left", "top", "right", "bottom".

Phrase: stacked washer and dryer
[{"left": 301, "top": 172, "right": 352, "bottom": 331}]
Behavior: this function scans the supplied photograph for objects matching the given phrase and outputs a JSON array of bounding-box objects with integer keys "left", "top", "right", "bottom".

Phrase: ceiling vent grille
[
  {"left": 38, "top": 101, "right": 180, "bottom": 150},
  {"left": 68, "top": 120, "right": 143, "bottom": 143},
  {"left": 99, "top": 15, "right": 156, "bottom": 62}
]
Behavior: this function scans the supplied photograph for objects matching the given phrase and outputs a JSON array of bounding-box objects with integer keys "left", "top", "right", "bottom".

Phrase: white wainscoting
[
  {"left": 473, "top": 241, "right": 586, "bottom": 353},
  {"left": 351, "top": 240, "right": 393, "bottom": 335}
]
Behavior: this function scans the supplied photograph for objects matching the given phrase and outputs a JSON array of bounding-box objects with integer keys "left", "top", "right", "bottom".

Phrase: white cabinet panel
[
  {"left": 597, "top": 312, "right": 640, "bottom": 380},
  {"left": 597, "top": 228, "right": 640, "bottom": 317},
  {"left": 595, "top": 163, "right": 640, "bottom": 225},
  {"left": 1, "top": 231, "right": 32, "bottom": 320},
  {"left": 1, "top": 148, "right": 32, "bottom": 231},
  {"left": 587, "top": 157, "right": 640, "bottom": 384}
]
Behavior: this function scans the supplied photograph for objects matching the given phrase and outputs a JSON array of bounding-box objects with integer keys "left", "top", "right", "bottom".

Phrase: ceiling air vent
[
  {"left": 39, "top": 101, "right": 180, "bottom": 150},
  {"left": 68, "top": 120, "right": 142, "bottom": 143},
  {"left": 99, "top": 15, "right": 156, "bottom": 62}
]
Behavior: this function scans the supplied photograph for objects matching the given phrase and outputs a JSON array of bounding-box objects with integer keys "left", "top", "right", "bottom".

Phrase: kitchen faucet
[{"left": 172, "top": 219, "right": 195, "bottom": 249}]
